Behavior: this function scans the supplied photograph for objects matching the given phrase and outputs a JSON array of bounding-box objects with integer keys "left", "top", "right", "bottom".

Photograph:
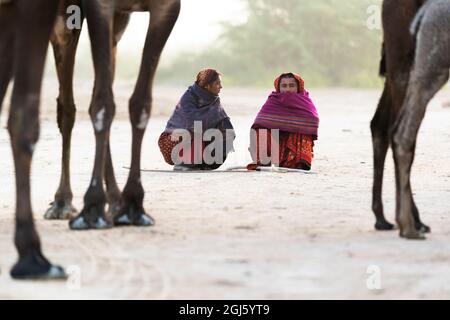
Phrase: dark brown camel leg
[
  {"left": 393, "top": 61, "right": 449, "bottom": 239},
  {"left": 0, "top": 3, "right": 14, "bottom": 112},
  {"left": 5, "top": 0, "right": 66, "bottom": 279},
  {"left": 104, "top": 11, "right": 131, "bottom": 218},
  {"left": 114, "top": 1, "right": 180, "bottom": 226},
  {"left": 45, "top": 10, "right": 84, "bottom": 220},
  {"left": 370, "top": 83, "right": 395, "bottom": 230},
  {"left": 0, "top": 1, "right": 15, "bottom": 279},
  {"left": 69, "top": 0, "right": 115, "bottom": 230}
]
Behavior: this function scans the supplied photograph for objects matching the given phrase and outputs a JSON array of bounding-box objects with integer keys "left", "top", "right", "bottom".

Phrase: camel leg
[
  {"left": 393, "top": 63, "right": 449, "bottom": 239},
  {"left": 370, "top": 80, "right": 430, "bottom": 233},
  {"left": 69, "top": 1, "right": 115, "bottom": 230},
  {"left": 7, "top": 0, "right": 66, "bottom": 279},
  {"left": 0, "top": 1, "right": 15, "bottom": 279},
  {"left": 104, "top": 11, "right": 131, "bottom": 218},
  {"left": 0, "top": 2, "right": 14, "bottom": 112},
  {"left": 45, "top": 11, "right": 84, "bottom": 220},
  {"left": 370, "top": 83, "right": 395, "bottom": 230},
  {"left": 389, "top": 76, "right": 431, "bottom": 234},
  {"left": 114, "top": 1, "right": 180, "bottom": 226}
]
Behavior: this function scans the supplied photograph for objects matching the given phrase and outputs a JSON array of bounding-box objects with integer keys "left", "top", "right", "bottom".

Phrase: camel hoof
[
  {"left": 114, "top": 212, "right": 154, "bottom": 227},
  {"left": 114, "top": 213, "right": 133, "bottom": 225},
  {"left": 416, "top": 222, "right": 431, "bottom": 234},
  {"left": 44, "top": 202, "right": 77, "bottom": 220},
  {"left": 95, "top": 217, "right": 112, "bottom": 229},
  {"left": 135, "top": 213, "right": 155, "bottom": 226},
  {"left": 11, "top": 264, "right": 67, "bottom": 281},
  {"left": 375, "top": 219, "right": 396, "bottom": 231},
  {"left": 42, "top": 265, "right": 67, "bottom": 280},
  {"left": 69, "top": 211, "right": 112, "bottom": 230},
  {"left": 10, "top": 252, "right": 67, "bottom": 280},
  {"left": 69, "top": 215, "right": 90, "bottom": 230},
  {"left": 400, "top": 228, "right": 426, "bottom": 240},
  {"left": 114, "top": 206, "right": 155, "bottom": 227}
]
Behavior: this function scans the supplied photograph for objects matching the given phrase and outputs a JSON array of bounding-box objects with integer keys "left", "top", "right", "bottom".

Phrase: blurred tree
[{"left": 157, "top": 0, "right": 383, "bottom": 88}]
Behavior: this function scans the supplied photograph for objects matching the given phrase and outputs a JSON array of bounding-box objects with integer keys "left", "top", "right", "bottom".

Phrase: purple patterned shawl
[{"left": 252, "top": 91, "right": 319, "bottom": 139}]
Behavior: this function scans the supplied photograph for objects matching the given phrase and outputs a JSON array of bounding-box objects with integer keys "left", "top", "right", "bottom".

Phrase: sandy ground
[{"left": 1, "top": 81, "right": 450, "bottom": 299}]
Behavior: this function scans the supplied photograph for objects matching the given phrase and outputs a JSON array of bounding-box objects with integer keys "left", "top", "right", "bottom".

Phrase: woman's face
[
  {"left": 205, "top": 76, "right": 223, "bottom": 96},
  {"left": 279, "top": 77, "right": 298, "bottom": 93}
]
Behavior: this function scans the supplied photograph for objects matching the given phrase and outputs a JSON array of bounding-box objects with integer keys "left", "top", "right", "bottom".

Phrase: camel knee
[
  {"left": 7, "top": 96, "right": 40, "bottom": 155},
  {"left": 129, "top": 97, "right": 151, "bottom": 131},
  {"left": 89, "top": 98, "right": 115, "bottom": 133},
  {"left": 392, "top": 132, "right": 414, "bottom": 161}
]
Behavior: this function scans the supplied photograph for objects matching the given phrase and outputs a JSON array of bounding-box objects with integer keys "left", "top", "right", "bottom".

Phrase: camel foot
[
  {"left": 44, "top": 201, "right": 77, "bottom": 220},
  {"left": 375, "top": 219, "right": 395, "bottom": 231},
  {"left": 400, "top": 228, "right": 426, "bottom": 240},
  {"left": 69, "top": 205, "right": 112, "bottom": 230},
  {"left": 416, "top": 222, "right": 431, "bottom": 234},
  {"left": 10, "top": 251, "right": 67, "bottom": 280},
  {"left": 114, "top": 203, "right": 154, "bottom": 227}
]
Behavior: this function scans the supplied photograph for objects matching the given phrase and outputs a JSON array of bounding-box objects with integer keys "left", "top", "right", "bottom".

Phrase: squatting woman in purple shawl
[
  {"left": 248, "top": 73, "right": 320, "bottom": 170},
  {"left": 159, "top": 69, "right": 235, "bottom": 171}
]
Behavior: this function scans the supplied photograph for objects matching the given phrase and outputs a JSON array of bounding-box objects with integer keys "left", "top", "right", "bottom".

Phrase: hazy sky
[{"left": 78, "top": 0, "right": 247, "bottom": 60}]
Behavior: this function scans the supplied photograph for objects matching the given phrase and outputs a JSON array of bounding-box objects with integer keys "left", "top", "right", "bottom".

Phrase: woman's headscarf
[
  {"left": 196, "top": 68, "right": 222, "bottom": 88},
  {"left": 274, "top": 73, "right": 305, "bottom": 93}
]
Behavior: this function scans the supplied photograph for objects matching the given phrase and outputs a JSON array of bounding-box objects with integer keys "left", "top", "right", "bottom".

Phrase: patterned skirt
[
  {"left": 158, "top": 132, "right": 206, "bottom": 166},
  {"left": 158, "top": 133, "right": 179, "bottom": 166},
  {"left": 247, "top": 129, "right": 314, "bottom": 170}
]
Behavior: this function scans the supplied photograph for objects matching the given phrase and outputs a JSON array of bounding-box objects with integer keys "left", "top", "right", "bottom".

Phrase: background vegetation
[{"left": 156, "top": 0, "right": 384, "bottom": 88}]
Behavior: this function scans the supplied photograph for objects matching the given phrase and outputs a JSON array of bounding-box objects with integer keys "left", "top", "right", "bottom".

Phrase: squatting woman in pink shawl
[{"left": 248, "top": 73, "right": 320, "bottom": 170}]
